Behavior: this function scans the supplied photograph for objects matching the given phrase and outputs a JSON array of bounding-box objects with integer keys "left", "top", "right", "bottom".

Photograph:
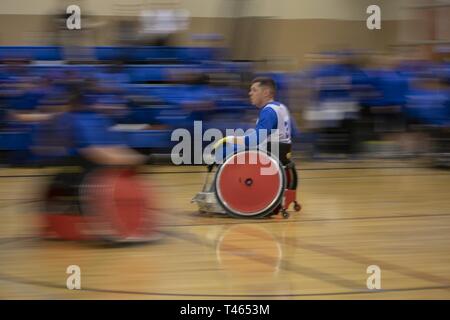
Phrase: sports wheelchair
[
  {"left": 41, "top": 166, "right": 160, "bottom": 244},
  {"left": 192, "top": 146, "right": 301, "bottom": 219}
]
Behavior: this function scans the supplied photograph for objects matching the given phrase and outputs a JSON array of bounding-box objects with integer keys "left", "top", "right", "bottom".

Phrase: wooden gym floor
[{"left": 0, "top": 159, "right": 449, "bottom": 299}]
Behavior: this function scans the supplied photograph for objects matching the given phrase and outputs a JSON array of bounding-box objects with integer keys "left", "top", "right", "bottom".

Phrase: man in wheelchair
[
  {"left": 39, "top": 83, "right": 158, "bottom": 242},
  {"left": 214, "top": 77, "right": 294, "bottom": 164},
  {"left": 193, "top": 77, "right": 301, "bottom": 219}
]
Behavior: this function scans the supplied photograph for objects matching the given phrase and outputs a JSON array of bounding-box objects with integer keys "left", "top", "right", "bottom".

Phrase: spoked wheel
[{"left": 215, "top": 150, "right": 286, "bottom": 218}]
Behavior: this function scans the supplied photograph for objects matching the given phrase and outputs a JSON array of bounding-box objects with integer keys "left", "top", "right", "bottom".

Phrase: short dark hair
[{"left": 251, "top": 77, "right": 277, "bottom": 96}]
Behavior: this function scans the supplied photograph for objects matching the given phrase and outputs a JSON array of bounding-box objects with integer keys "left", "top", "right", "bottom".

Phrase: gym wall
[{"left": 0, "top": 0, "right": 446, "bottom": 68}]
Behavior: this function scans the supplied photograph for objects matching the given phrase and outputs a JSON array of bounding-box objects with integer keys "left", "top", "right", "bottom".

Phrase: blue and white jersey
[
  {"left": 244, "top": 101, "right": 293, "bottom": 147},
  {"left": 262, "top": 101, "right": 292, "bottom": 144}
]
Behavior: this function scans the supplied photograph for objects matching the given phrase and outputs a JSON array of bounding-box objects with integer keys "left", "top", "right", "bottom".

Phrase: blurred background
[
  {"left": 0, "top": 0, "right": 450, "bottom": 300},
  {"left": 0, "top": 0, "right": 449, "bottom": 166}
]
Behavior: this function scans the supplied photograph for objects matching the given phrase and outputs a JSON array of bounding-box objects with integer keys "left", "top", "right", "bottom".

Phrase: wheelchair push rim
[{"left": 214, "top": 150, "right": 286, "bottom": 218}]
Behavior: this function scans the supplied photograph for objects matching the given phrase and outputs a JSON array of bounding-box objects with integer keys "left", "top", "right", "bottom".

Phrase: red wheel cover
[
  {"left": 216, "top": 151, "right": 284, "bottom": 216},
  {"left": 81, "top": 169, "right": 157, "bottom": 240}
]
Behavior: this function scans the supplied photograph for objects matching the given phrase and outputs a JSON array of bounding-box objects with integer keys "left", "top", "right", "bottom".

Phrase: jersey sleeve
[
  {"left": 74, "top": 114, "right": 124, "bottom": 148},
  {"left": 244, "top": 107, "right": 278, "bottom": 147}
]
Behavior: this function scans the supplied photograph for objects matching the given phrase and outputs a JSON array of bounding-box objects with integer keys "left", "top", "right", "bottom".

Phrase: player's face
[{"left": 249, "top": 83, "right": 265, "bottom": 108}]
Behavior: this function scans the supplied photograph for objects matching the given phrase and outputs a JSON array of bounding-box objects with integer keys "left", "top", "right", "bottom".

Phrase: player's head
[{"left": 249, "top": 77, "right": 276, "bottom": 108}]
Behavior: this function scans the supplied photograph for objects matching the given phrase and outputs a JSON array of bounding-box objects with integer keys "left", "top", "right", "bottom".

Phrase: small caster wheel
[
  {"left": 282, "top": 210, "right": 290, "bottom": 219},
  {"left": 294, "top": 202, "right": 301, "bottom": 212}
]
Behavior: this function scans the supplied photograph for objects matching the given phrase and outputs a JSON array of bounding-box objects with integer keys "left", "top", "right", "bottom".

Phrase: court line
[
  {"left": 0, "top": 164, "right": 435, "bottom": 179},
  {"left": 54, "top": 283, "right": 450, "bottom": 297},
  {"left": 0, "top": 236, "right": 35, "bottom": 246},
  {"left": 298, "top": 173, "right": 450, "bottom": 180},
  {"left": 233, "top": 228, "right": 450, "bottom": 289},
  {"left": 0, "top": 199, "right": 42, "bottom": 210},
  {"left": 0, "top": 199, "right": 40, "bottom": 202},
  {"left": 0, "top": 171, "right": 448, "bottom": 181},
  {"left": 140, "top": 166, "right": 431, "bottom": 174},
  {"left": 0, "top": 174, "right": 51, "bottom": 178},
  {"left": 152, "top": 171, "right": 450, "bottom": 189},
  {"left": 159, "top": 212, "right": 450, "bottom": 228}
]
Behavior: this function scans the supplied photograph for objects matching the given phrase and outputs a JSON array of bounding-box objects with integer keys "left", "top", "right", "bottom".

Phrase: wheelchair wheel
[
  {"left": 79, "top": 168, "right": 159, "bottom": 243},
  {"left": 42, "top": 171, "right": 88, "bottom": 241},
  {"left": 42, "top": 167, "right": 159, "bottom": 243},
  {"left": 285, "top": 162, "right": 298, "bottom": 190},
  {"left": 214, "top": 150, "right": 286, "bottom": 218}
]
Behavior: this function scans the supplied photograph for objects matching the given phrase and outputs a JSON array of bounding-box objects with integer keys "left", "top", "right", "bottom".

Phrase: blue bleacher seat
[
  {"left": 0, "top": 132, "right": 32, "bottom": 151},
  {"left": 123, "top": 130, "right": 174, "bottom": 149},
  {"left": 0, "top": 45, "right": 258, "bottom": 161},
  {"left": 406, "top": 89, "right": 450, "bottom": 126},
  {"left": 0, "top": 46, "right": 61, "bottom": 61}
]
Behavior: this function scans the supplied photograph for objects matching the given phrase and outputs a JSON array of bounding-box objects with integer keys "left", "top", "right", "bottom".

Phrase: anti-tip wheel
[{"left": 294, "top": 202, "right": 302, "bottom": 212}]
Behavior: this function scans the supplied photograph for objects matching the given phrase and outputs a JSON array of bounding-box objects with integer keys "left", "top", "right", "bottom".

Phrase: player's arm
[
  {"left": 79, "top": 146, "right": 146, "bottom": 166},
  {"left": 243, "top": 107, "right": 277, "bottom": 147},
  {"left": 213, "top": 108, "right": 277, "bottom": 149},
  {"left": 76, "top": 115, "right": 146, "bottom": 166}
]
